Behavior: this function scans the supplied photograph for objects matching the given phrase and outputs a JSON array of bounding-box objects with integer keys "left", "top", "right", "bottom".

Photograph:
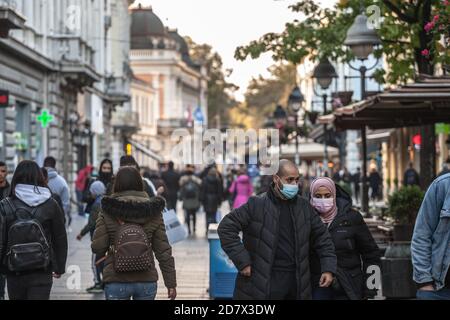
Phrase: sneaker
[{"left": 86, "top": 284, "right": 104, "bottom": 294}]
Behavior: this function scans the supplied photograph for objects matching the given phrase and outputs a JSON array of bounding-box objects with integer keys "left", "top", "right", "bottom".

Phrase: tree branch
[{"left": 383, "top": 0, "right": 418, "bottom": 23}]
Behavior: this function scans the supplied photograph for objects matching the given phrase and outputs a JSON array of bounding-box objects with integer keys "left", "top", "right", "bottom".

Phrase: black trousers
[
  {"left": 7, "top": 274, "right": 53, "bottom": 300},
  {"left": 205, "top": 211, "right": 216, "bottom": 233},
  {"left": 185, "top": 209, "right": 198, "bottom": 233},
  {"left": 0, "top": 274, "right": 5, "bottom": 298},
  {"left": 269, "top": 271, "right": 297, "bottom": 300}
]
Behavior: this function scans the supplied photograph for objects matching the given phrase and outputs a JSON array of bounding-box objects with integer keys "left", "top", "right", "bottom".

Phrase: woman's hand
[{"left": 168, "top": 288, "right": 177, "bottom": 300}]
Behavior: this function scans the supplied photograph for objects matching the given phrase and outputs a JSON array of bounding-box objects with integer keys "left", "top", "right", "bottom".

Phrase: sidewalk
[{"left": 49, "top": 202, "right": 231, "bottom": 300}]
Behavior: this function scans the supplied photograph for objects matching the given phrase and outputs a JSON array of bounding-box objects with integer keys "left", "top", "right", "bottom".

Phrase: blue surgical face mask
[{"left": 276, "top": 176, "right": 299, "bottom": 199}]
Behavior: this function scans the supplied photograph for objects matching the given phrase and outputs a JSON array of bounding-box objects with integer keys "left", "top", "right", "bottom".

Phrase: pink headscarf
[{"left": 309, "top": 177, "right": 338, "bottom": 225}]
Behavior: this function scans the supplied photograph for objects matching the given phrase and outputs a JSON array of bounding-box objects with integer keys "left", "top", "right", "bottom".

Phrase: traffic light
[{"left": 126, "top": 143, "right": 132, "bottom": 155}]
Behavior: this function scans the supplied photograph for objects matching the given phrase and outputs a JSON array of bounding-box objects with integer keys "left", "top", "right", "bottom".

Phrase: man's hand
[
  {"left": 418, "top": 284, "right": 435, "bottom": 291},
  {"left": 319, "top": 272, "right": 333, "bottom": 287},
  {"left": 157, "top": 186, "right": 165, "bottom": 196},
  {"left": 52, "top": 272, "right": 61, "bottom": 279},
  {"left": 240, "top": 265, "right": 251, "bottom": 277},
  {"left": 168, "top": 288, "right": 177, "bottom": 300},
  {"left": 76, "top": 234, "right": 82, "bottom": 241}
]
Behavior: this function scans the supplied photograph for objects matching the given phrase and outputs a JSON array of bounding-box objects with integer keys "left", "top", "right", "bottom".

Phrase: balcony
[
  {"left": 111, "top": 109, "right": 140, "bottom": 135},
  {"left": 157, "top": 118, "right": 189, "bottom": 135},
  {"left": 51, "top": 35, "right": 100, "bottom": 88},
  {"left": 105, "top": 76, "right": 131, "bottom": 105},
  {"left": 0, "top": 0, "right": 25, "bottom": 38}
]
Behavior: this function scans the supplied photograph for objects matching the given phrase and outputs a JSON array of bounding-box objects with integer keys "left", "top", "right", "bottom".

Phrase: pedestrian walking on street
[
  {"left": 309, "top": 177, "right": 381, "bottom": 300},
  {"left": 352, "top": 167, "right": 361, "bottom": 204},
  {"left": 218, "top": 159, "right": 336, "bottom": 300},
  {"left": 75, "top": 165, "right": 93, "bottom": 216},
  {"left": 97, "top": 158, "right": 114, "bottom": 195},
  {"left": 228, "top": 167, "right": 253, "bottom": 209},
  {"left": 411, "top": 172, "right": 450, "bottom": 300},
  {"left": 0, "top": 161, "right": 10, "bottom": 300},
  {"left": 161, "top": 161, "right": 180, "bottom": 211},
  {"left": 41, "top": 167, "right": 65, "bottom": 224},
  {"left": 179, "top": 165, "right": 202, "bottom": 235},
  {"left": 0, "top": 160, "right": 67, "bottom": 300},
  {"left": 43, "top": 156, "right": 71, "bottom": 227},
  {"left": 120, "top": 156, "right": 160, "bottom": 198},
  {"left": 91, "top": 167, "right": 177, "bottom": 300},
  {"left": 368, "top": 168, "right": 382, "bottom": 201},
  {"left": 200, "top": 167, "right": 223, "bottom": 235},
  {"left": 404, "top": 162, "right": 420, "bottom": 186},
  {"left": 77, "top": 181, "right": 106, "bottom": 294}
]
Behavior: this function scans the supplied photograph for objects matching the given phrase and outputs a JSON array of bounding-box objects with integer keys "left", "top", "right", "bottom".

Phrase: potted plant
[{"left": 387, "top": 185, "right": 425, "bottom": 241}]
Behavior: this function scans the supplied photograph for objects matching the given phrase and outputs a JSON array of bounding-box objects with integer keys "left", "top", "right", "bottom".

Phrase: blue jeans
[
  {"left": 104, "top": 282, "right": 157, "bottom": 300},
  {"left": 416, "top": 288, "right": 450, "bottom": 300}
]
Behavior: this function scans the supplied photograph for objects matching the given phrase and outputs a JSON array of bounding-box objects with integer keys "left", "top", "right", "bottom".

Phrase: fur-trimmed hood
[{"left": 101, "top": 190, "right": 166, "bottom": 223}]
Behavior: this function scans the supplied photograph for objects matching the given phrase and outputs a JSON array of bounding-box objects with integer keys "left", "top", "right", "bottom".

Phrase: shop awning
[{"left": 318, "top": 76, "right": 450, "bottom": 130}]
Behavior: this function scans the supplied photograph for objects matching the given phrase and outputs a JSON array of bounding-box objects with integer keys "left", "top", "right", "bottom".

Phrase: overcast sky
[{"left": 136, "top": 0, "right": 336, "bottom": 101}]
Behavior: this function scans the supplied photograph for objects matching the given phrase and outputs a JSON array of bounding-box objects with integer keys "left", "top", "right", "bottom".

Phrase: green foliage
[
  {"left": 387, "top": 185, "right": 425, "bottom": 224},
  {"left": 235, "top": 0, "right": 444, "bottom": 86}
]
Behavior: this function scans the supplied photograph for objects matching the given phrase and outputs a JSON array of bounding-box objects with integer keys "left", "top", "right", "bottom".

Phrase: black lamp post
[
  {"left": 287, "top": 86, "right": 305, "bottom": 167},
  {"left": 344, "top": 12, "right": 381, "bottom": 214},
  {"left": 312, "top": 58, "right": 337, "bottom": 176}
]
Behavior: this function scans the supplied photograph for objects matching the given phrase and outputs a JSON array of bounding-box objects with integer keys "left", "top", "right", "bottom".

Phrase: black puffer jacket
[
  {"left": 200, "top": 175, "right": 223, "bottom": 213},
  {"left": 218, "top": 185, "right": 337, "bottom": 300},
  {"left": 310, "top": 184, "right": 381, "bottom": 299},
  {"left": 0, "top": 197, "right": 68, "bottom": 278}
]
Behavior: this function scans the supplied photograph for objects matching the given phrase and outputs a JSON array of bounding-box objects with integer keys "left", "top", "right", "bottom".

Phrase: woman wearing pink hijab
[{"left": 309, "top": 177, "right": 381, "bottom": 300}]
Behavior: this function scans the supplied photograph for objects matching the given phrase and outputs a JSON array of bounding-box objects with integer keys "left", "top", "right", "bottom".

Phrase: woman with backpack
[
  {"left": 0, "top": 160, "right": 67, "bottom": 300},
  {"left": 179, "top": 165, "right": 202, "bottom": 235},
  {"left": 91, "top": 166, "right": 177, "bottom": 300}
]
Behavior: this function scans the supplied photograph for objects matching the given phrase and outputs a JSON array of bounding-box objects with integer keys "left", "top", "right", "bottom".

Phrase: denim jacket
[{"left": 411, "top": 173, "right": 450, "bottom": 290}]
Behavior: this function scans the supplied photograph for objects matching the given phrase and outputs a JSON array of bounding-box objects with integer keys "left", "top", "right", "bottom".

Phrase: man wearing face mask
[{"left": 218, "top": 159, "right": 336, "bottom": 300}]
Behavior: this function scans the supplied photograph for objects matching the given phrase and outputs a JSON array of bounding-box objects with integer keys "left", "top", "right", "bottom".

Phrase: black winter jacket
[
  {"left": 200, "top": 175, "right": 223, "bottom": 213},
  {"left": 310, "top": 184, "right": 381, "bottom": 299},
  {"left": 218, "top": 185, "right": 337, "bottom": 300},
  {"left": 0, "top": 197, "right": 68, "bottom": 278}
]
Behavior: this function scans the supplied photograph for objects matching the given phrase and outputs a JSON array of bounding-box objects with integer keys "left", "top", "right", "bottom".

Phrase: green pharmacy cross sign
[{"left": 37, "top": 109, "right": 54, "bottom": 128}]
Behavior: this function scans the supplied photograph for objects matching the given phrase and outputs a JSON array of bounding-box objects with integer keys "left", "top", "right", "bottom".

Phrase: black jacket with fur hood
[{"left": 91, "top": 190, "right": 176, "bottom": 288}]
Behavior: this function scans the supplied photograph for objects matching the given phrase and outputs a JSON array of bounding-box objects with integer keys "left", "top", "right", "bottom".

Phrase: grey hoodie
[
  {"left": 46, "top": 167, "right": 71, "bottom": 215},
  {"left": 15, "top": 184, "right": 52, "bottom": 207}
]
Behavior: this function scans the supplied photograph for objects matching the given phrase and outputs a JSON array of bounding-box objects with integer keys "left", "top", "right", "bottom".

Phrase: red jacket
[{"left": 75, "top": 165, "right": 93, "bottom": 191}]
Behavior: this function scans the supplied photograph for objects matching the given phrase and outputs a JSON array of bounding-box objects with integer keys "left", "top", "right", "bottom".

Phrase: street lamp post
[
  {"left": 287, "top": 86, "right": 305, "bottom": 167},
  {"left": 312, "top": 58, "right": 337, "bottom": 176},
  {"left": 344, "top": 13, "right": 381, "bottom": 214}
]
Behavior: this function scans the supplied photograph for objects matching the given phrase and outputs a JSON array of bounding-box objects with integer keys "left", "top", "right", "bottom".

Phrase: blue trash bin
[{"left": 208, "top": 224, "right": 238, "bottom": 299}]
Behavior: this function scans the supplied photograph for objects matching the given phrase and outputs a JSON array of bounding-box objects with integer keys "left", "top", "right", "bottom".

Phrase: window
[{"left": 14, "top": 102, "right": 31, "bottom": 162}]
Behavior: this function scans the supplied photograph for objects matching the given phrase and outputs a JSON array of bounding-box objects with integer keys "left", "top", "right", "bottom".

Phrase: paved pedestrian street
[{"left": 49, "top": 202, "right": 231, "bottom": 300}]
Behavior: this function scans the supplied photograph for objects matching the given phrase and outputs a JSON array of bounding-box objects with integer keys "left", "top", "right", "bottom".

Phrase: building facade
[
  {"left": 129, "top": 5, "right": 208, "bottom": 166},
  {"left": 0, "top": 0, "right": 134, "bottom": 187}
]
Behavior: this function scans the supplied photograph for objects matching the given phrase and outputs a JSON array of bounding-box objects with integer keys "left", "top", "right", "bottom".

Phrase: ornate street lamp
[
  {"left": 287, "top": 86, "right": 305, "bottom": 166},
  {"left": 344, "top": 12, "right": 381, "bottom": 214},
  {"left": 313, "top": 58, "right": 337, "bottom": 176}
]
